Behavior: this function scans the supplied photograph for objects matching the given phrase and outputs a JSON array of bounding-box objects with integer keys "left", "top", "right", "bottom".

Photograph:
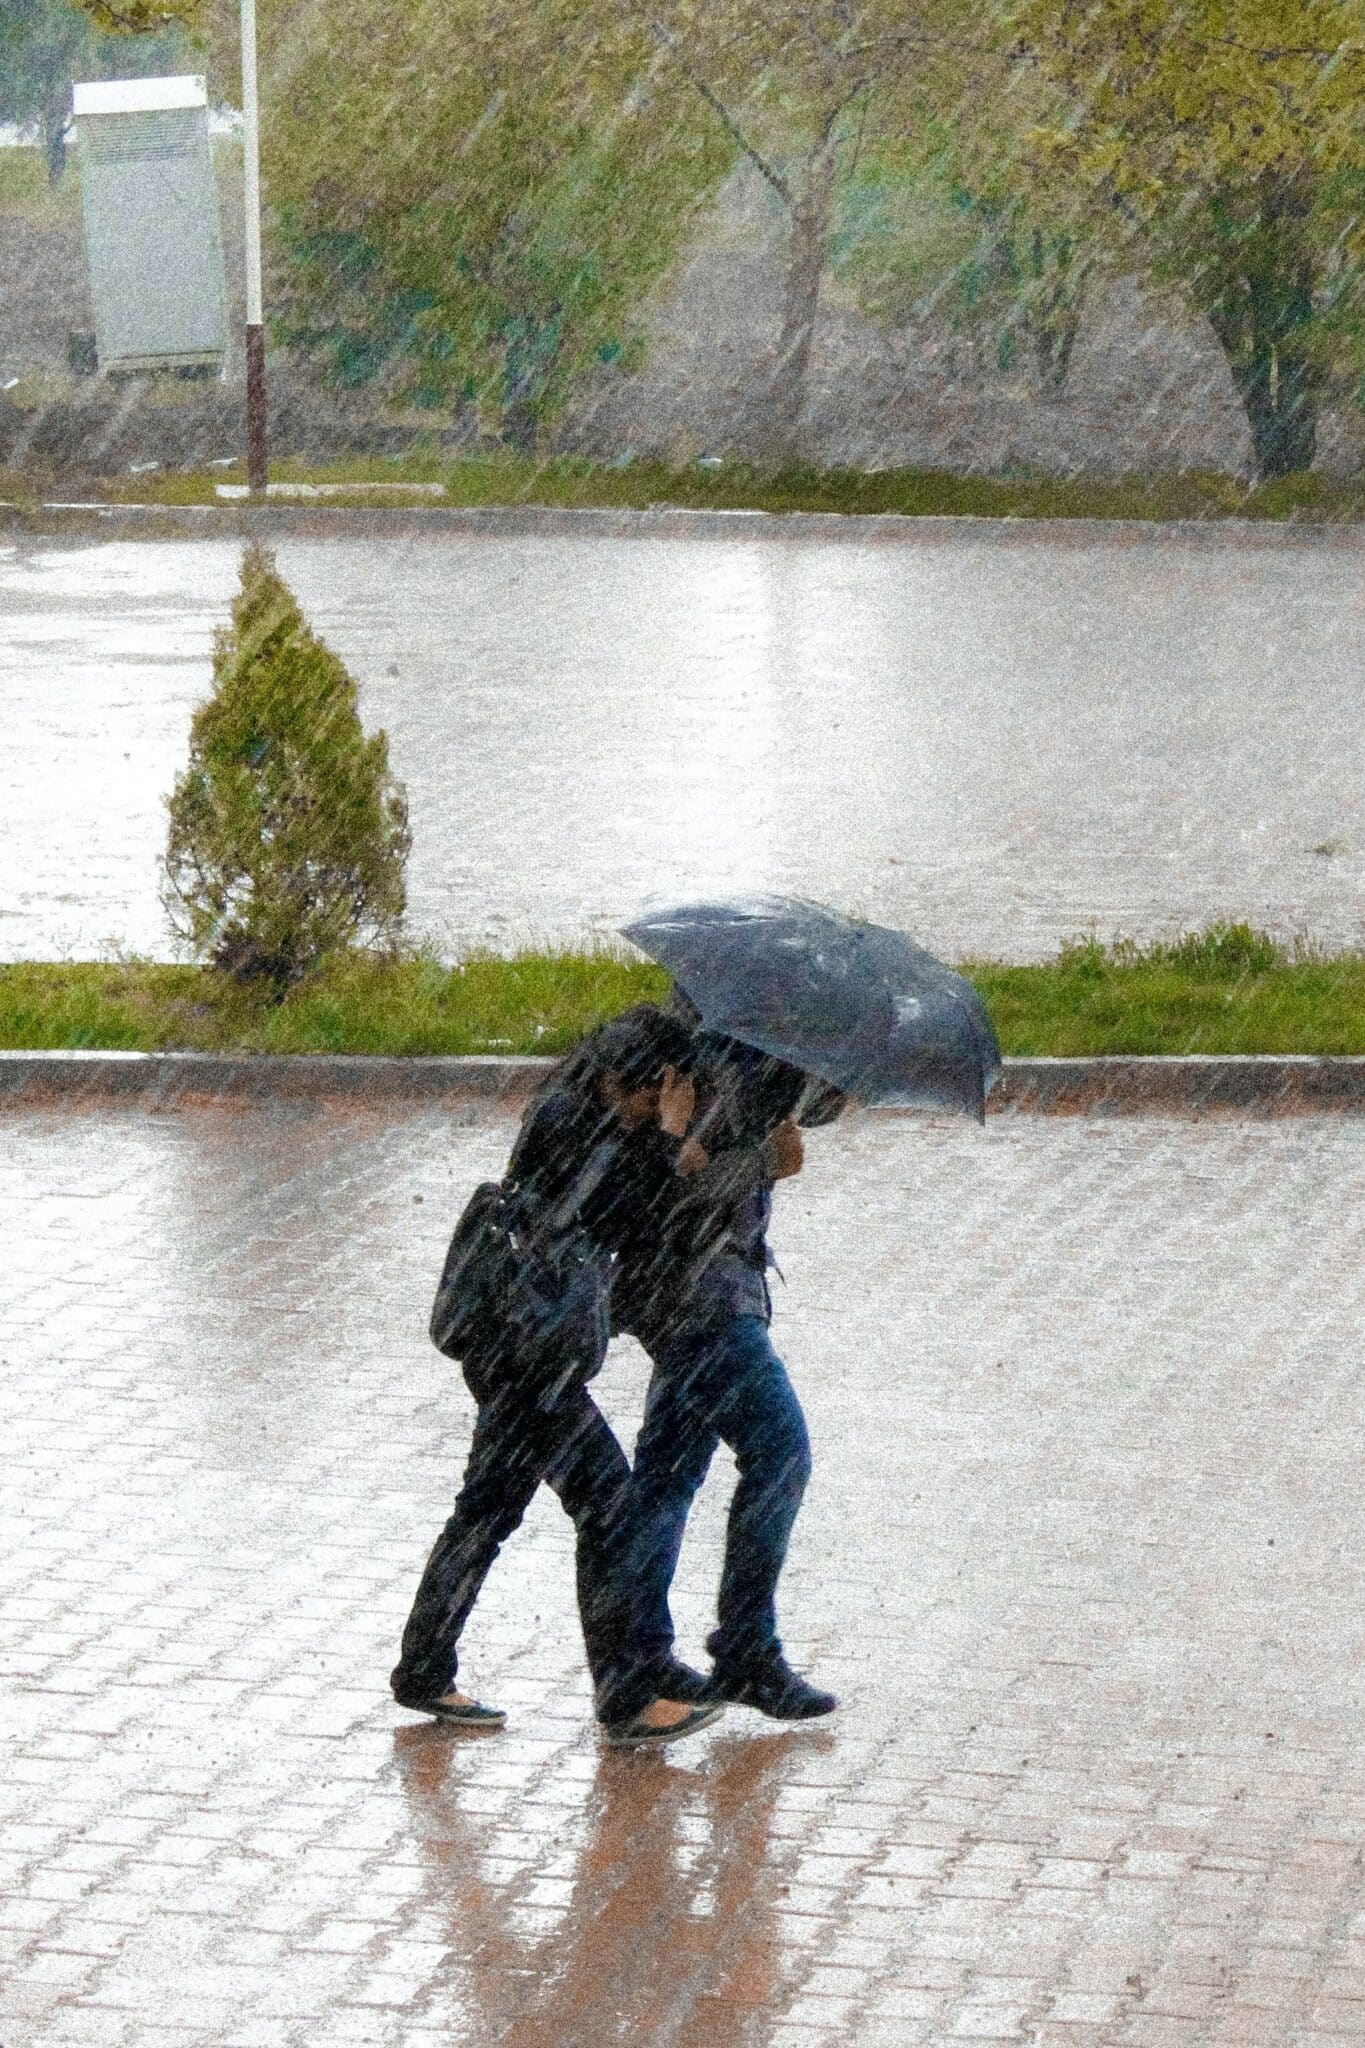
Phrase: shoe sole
[
  {"left": 603, "top": 1703, "right": 726, "bottom": 1749},
  {"left": 394, "top": 1699, "right": 507, "bottom": 1727}
]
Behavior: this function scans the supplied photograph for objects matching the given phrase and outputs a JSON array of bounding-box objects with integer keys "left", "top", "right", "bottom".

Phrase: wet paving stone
[{"left": 3, "top": 1099, "right": 1365, "bottom": 2045}]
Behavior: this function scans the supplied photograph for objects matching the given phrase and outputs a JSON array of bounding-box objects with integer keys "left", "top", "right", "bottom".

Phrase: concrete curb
[
  {"left": 5, "top": 499, "right": 1365, "bottom": 546},
  {"left": 989, "top": 1055, "right": 1365, "bottom": 1116},
  {"left": 2, "top": 1050, "right": 1363, "bottom": 1115},
  {"left": 0, "top": 1050, "right": 549, "bottom": 1110}
]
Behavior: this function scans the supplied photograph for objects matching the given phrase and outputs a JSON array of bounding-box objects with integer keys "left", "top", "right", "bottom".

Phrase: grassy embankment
[
  {"left": 0, "top": 144, "right": 79, "bottom": 231},
  {"left": 2, "top": 929, "right": 1362, "bottom": 1058},
  {"left": 4, "top": 138, "right": 1365, "bottom": 522}
]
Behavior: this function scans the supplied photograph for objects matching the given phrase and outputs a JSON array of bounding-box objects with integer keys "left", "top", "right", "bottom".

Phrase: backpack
[{"left": 429, "top": 1139, "right": 617, "bottom": 1393}]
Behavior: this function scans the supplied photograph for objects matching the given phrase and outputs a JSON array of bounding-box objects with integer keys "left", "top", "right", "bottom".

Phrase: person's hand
[
  {"left": 765, "top": 1118, "right": 804, "bottom": 1180},
  {"left": 657, "top": 1065, "right": 695, "bottom": 1138},
  {"left": 676, "top": 1136, "right": 710, "bottom": 1178}
]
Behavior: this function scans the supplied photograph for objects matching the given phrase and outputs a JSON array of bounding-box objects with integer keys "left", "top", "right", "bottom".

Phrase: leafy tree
[
  {"left": 633, "top": 0, "right": 980, "bottom": 462},
  {"left": 60, "top": 0, "right": 197, "bottom": 28},
  {"left": 1, "top": 0, "right": 90, "bottom": 182},
  {"left": 265, "top": 226, "right": 446, "bottom": 405},
  {"left": 1006, "top": 0, "right": 1365, "bottom": 476},
  {"left": 834, "top": 124, "right": 1099, "bottom": 394},
  {"left": 260, "top": 0, "right": 731, "bottom": 450},
  {"left": 163, "top": 546, "right": 411, "bottom": 990},
  {"left": 66, "top": 0, "right": 985, "bottom": 454}
]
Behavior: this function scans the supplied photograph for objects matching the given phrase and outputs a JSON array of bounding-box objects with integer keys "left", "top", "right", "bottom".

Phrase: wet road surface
[
  {"left": 2, "top": 524, "right": 1362, "bottom": 962},
  {"left": 4, "top": 1098, "right": 1365, "bottom": 2044}
]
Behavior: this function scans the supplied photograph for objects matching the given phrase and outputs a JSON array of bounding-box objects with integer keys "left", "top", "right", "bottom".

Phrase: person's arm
[
  {"left": 676, "top": 1113, "right": 802, "bottom": 1190},
  {"left": 663, "top": 1113, "right": 801, "bottom": 1273}
]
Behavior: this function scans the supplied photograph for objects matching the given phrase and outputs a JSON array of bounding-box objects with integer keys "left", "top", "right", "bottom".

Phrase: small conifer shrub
[{"left": 163, "top": 545, "right": 411, "bottom": 990}]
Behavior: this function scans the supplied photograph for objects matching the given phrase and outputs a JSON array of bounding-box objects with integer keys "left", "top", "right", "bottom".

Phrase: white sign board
[{"left": 73, "top": 75, "right": 229, "bottom": 375}]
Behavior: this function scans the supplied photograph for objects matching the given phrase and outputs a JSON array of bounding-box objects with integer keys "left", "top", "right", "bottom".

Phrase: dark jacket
[
  {"left": 609, "top": 1038, "right": 810, "bottom": 1350},
  {"left": 610, "top": 1139, "right": 774, "bottom": 1347},
  {"left": 506, "top": 1085, "right": 685, "bottom": 1259},
  {"left": 442, "top": 1083, "right": 685, "bottom": 1393}
]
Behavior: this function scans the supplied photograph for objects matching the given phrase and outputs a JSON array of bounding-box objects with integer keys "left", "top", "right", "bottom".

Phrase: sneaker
[
  {"left": 645, "top": 1655, "right": 713, "bottom": 1705},
  {"left": 602, "top": 1701, "right": 726, "bottom": 1749},
  {"left": 706, "top": 1654, "right": 838, "bottom": 1721},
  {"left": 392, "top": 1688, "right": 507, "bottom": 1727}
]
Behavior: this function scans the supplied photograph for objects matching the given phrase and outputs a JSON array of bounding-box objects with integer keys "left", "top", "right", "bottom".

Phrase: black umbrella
[{"left": 621, "top": 895, "right": 1003, "bottom": 1120}]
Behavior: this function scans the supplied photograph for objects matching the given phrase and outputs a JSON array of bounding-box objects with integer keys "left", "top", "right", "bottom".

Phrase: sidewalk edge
[{"left": 2, "top": 1050, "right": 1363, "bottom": 1114}]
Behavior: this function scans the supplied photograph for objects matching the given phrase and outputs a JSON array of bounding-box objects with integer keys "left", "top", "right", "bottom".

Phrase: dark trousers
[
  {"left": 391, "top": 1375, "right": 648, "bottom": 1723},
  {"left": 628, "top": 1315, "right": 813, "bottom": 1671}
]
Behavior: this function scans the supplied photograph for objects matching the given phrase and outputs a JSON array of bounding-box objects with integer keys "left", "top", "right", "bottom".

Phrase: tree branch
[
  {"left": 844, "top": 78, "right": 872, "bottom": 179},
  {"left": 1188, "top": 32, "right": 1365, "bottom": 63},
  {"left": 844, "top": 28, "right": 1011, "bottom": 62},
  {"left": 852, "top": 23, "right": 1365, "bottom": 73},
  {"left": 818, "top": 72, "right": 874, "bottom": 143},
  {"left": 1009, "top": 27, "right": 1365, "bottom": 70},
  {"left": 646, "top": 16, "right": 794, "bottom": 209}
]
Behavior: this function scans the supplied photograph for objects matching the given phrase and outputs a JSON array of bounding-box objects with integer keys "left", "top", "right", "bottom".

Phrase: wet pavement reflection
[
  {"left": 2, "top": 526, "right": 1362, "bottom": 962},
  {"left": 5, "top": 1097, "right": 1365, "bottom": 2044},
  {"left": 393, "top": 1725, "right": 800, "bottom": 2047}
]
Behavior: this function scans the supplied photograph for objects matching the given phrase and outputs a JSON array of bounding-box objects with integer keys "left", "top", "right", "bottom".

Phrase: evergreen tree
[{"left": 163, "top": 546, "right": 411, "bottom": 989}]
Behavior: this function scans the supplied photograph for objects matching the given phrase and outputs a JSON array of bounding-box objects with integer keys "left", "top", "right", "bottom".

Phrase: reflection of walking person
[
  {"left": 498, "top": 1735, "right": 805, "bottom": 2048},
  {"left": 391, "top": 1721, "right": 811, "bottom": 2046},
  {"left": 391, "top": 1007, "right": 722, "bottom": 1747}
]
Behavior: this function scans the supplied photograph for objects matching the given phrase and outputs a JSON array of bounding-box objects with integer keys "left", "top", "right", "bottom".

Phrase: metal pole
[{"left": 240, "top": 0, "right": 267, "bottom": 493}]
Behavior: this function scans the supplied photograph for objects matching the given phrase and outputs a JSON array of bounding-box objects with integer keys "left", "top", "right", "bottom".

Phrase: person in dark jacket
[
  {"left": 613, "top": 1023, "right": 848, "bottom": 1721},
  {"left": 390, "top": 1006, "right": 720, "bottom": 1748}
]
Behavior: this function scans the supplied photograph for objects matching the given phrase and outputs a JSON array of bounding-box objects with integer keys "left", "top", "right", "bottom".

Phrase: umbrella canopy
[{"left": 622, "top": 895, "right": 1003, "bottom": 1120}]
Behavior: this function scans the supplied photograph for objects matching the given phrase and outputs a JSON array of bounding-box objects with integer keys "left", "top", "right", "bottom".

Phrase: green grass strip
[
  {"left": 8, "top": 452, "right": 1365, "bottom": 524},
  {"left": 0, "top": 951, "right": 667, "bottom": 1057},
  {"left": 965, "top": 928, "right": 1365, "bottom": 1057},
  {"left": 2, "top": 928, "right": 1363, "bottom": 1058}
]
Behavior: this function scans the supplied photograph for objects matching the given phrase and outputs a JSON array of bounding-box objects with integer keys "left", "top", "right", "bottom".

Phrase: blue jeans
[{"left": 628, "top": 1315, "right": 813, "bottom": 1670}]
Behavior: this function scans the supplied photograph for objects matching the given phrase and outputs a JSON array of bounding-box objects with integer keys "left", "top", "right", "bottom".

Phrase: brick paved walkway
[{"left": 3, "top": 1101, "right": 1365, "bottom": 2048}]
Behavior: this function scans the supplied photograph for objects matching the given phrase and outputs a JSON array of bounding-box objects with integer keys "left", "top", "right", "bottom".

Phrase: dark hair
[
  {"left": 586, "top": 1004, "right": 696, "bottom": 1089},
  {"left": 535, "top": 1002, "right": 696, "bottom": 1110},
  {"left": 797, "top": 1079, "right": 849, "bottom": 1126},
  {"left": 663, "top": 984, "right": 703, "bottom": 1029}
]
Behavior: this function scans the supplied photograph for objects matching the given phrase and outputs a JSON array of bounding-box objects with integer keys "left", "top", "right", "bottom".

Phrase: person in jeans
[
  {"left": 613, "top": 1029, "right": 847, "bottom": 1721},
  {"left": 390, "top": 1006, "right": 721, "bottom": 1748}
]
